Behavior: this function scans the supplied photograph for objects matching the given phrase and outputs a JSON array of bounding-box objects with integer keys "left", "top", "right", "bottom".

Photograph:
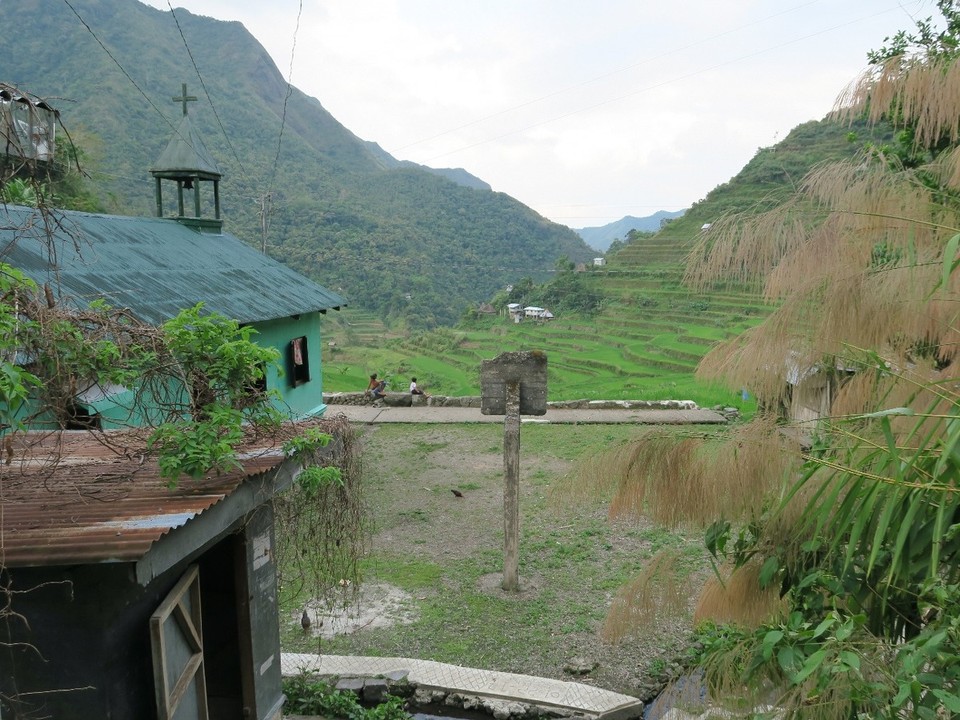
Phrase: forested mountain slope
[
  {"left": 0, "top": 0, "right": 592, "bottom": 326},
  {"left": 609, "top": 117, "right": 893, "bottom": 272}
]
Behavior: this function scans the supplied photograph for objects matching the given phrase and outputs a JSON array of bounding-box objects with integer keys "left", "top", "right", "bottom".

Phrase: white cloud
[{"left": 140, "top": 0, "right": 937, "bottom": 226}]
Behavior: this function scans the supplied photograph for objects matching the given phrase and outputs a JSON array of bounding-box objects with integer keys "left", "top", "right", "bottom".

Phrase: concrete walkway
[
  {"left": 323, "top": 404, "right": 726, "bottom": 425},
  {"left": 281, "top": 653, "right": 644, "bottom": 720}
]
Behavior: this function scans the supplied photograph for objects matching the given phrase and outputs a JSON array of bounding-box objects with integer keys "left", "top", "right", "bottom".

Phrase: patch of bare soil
[{"left": 302, "top": 582, "right": 419, "bottom": 639}]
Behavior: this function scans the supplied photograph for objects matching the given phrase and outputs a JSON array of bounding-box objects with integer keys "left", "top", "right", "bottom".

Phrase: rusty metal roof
[
  {"left": 0, "top": 426, "right": 309, "bottom": 568},
  {"left": 2, "top": 204, "right": 346, "bottom": 325}
]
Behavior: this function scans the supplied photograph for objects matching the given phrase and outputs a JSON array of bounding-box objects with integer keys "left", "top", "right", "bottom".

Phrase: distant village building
[
  {"left": 701, "top": 223, "right": 713, "bottom": 232},
  {"left": 523, "top": 306, "right": 554, "bottom": 320},
  {"left": 784, "top": 357, "right": 856, "bottom": 425},
  {"left": 593, "top": 257, "right": 606, "bottom": 266}
]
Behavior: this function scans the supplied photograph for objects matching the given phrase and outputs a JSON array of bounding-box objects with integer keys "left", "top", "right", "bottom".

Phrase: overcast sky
[{"left": 141, "top": 0, "right": 932, "bottom": 228}]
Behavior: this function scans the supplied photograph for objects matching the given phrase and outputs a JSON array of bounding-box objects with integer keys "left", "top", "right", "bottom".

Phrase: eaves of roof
[{"left": 0, "top": 423, "right": 318, "bottom": 568}]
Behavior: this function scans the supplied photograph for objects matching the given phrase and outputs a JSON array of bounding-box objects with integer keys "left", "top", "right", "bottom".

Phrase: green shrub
[{"left": 282, "top": 676, "right": 411, "bottom": 720}]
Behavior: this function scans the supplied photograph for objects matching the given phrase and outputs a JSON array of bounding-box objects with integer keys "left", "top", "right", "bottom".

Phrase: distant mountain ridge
[
  {"left": 362, "top": 140, "right": 492, "bottom": 190},
  {"left": 0, "top": 0, "right": 591, "bottom": 327},
  {"left": 576, "top": 210, "right": 686, "bottom": 252}
]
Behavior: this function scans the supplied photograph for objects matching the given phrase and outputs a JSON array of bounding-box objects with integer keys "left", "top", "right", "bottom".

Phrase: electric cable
[
  {"left": 165, "top": 2, "right": 248, "bottom": 177},
  {"left": 61, "top": 0, "right": 179, "bottom": 137}
]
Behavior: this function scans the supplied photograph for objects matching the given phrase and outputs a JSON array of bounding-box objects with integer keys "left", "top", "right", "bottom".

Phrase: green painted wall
[
  {"left": 9, "top": 312, "right": 328, "bottom": 432},
  {"left": 252, "top": 312, "right": 327, "bottom": 418}
]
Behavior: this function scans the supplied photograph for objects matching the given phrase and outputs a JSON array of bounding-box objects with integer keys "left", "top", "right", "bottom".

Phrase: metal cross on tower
[{"left": 172, "top": 83, "right": 197, "bottom": 116}]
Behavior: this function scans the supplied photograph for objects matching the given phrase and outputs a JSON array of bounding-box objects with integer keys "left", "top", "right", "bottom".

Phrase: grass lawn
[{"left": 279, "top": 423, "right": 716, "bottom": 698}]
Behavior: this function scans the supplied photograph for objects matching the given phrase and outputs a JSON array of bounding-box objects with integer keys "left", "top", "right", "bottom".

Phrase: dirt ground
[{"left": 285, "top": 422, "right": 706, "bottom": 700}]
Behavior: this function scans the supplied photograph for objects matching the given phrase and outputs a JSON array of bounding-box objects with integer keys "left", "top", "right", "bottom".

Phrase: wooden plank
[{"left": 150, "top": 564, "right": 209, "bottom": 720}]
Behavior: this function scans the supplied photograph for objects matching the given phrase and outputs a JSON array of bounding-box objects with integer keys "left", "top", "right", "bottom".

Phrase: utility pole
[{"left": 259, "top": 192, "right": 272, "bottom": 253}]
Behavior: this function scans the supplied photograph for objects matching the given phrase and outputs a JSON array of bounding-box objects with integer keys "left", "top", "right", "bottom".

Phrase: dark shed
[{"left": 0, "top": 426, "right": 315, "bottom": 719}]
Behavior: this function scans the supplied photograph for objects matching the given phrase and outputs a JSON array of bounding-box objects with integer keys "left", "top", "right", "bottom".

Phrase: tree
[{"left": 571, "top": 9, "right": 960, "bottom": 718}]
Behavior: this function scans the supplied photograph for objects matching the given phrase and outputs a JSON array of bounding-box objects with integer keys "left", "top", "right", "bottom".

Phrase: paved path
[
  {"left": 322, "top": 404, "right": 726, "bottom": 425},
  {"left": 281, "top": 653, "right": 644, "bottom": 720}
]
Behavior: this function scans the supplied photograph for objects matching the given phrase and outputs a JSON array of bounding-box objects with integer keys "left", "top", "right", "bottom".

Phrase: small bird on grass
[
  {"left": 301, "top": 609, "right": 311, "bottom": 632},
  {"left": 451, "top": 489, "right": 464, "bottom": 498}
]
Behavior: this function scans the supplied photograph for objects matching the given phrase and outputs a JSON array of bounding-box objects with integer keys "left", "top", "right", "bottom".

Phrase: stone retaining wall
[
  {"left": 295, "top": 672, "right": 626, "bottom": 720},
  {"left": 322, "top": 393, "right": 700, "bottom": 411},
  {"left": 323, "top": 392, "right": 482, "bottom": 408}
]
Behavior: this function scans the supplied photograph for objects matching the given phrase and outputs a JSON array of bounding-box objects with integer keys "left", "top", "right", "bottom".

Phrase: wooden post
[
  {"left": 502, "top": 380, "right": 521, "bottom": 591},
  {"left": 481, "top": 351, "right": 547, "bottom": 593}
]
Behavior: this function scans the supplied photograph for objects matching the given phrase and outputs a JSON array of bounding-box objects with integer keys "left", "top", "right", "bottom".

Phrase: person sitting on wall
[
  {"left": 367, "top": 373, "right": 387, "bottom": 400},
  {"left": 410, "top": 377, "right": 429, "bottom": 397}
]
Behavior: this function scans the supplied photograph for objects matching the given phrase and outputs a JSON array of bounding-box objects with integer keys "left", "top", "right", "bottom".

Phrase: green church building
[{"left": 2, "top": 86, "right": 345, "bottom": 427}]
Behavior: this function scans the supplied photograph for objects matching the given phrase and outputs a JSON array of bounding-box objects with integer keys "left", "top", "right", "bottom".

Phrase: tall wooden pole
[{"left": 502, "top": 380, "right": 521, "bottom": 591}]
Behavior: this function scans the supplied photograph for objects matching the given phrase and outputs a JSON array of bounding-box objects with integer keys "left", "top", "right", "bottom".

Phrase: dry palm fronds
[
  {"left": 555, "top": 419, "right": 799, "bottom": 529},
  {"left": 601, "top": 549, "right": 690, "bottom": 643},
  {"left": 688, "top": 144, "right": 960, "bottom": 408},
  {"left": 693, "top": 561, "right": 786, "bottom": 629},
  {"left": 836, "top": 55, "right": 960, "bottom": 151}
]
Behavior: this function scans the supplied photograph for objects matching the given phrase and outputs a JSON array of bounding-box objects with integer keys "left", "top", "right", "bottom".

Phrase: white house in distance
[
  {"left": 593, "top": 257, "right": 606, "bottom": 266},
  {"left": 505, "top": 303, "right": 553, "bottom": 322},
  {"left": 524, "top": 306, "right": 554, "bottom": 320}
]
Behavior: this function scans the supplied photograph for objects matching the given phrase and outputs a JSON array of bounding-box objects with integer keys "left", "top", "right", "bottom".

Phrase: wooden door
[{"left": 150, "top": 564, "right": 209, "bottom": 720}]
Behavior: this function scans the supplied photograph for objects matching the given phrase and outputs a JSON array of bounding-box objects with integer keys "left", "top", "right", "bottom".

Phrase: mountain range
[
  {"left": 0, "top": 0, "right": 593, "bottom": 327},
  {"left": 575, "top": 210, "right": 687, "bottom": 252}
]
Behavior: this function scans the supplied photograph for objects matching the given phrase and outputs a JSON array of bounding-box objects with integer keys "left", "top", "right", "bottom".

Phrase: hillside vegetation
[
  {"left": 322, "top": 117, "right": 894, "bottom": 404},
  {"left": 0, "top": 0, "right": 592, "bottom": 327}
]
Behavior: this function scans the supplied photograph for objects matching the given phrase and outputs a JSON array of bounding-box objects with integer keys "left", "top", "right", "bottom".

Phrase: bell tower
[{"left": 150, "top": 84, "right": 223, "bottom": 233}]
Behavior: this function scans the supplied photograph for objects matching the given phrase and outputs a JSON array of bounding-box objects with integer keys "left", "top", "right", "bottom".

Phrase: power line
[
  {"left": 260, "top": 0, "right": 305, "bottom": 253},
  {"left": 62, "top": 0, "right": 231, "bottom": 181},
  {"left": 61, "top": 0, "right": 178, "bottom": 138},
  {"left": 165, "top": 2, "right": 247, "bottom": 177},
  {"left": 268, "top": 0, "right": 304, "bottom": 193}
]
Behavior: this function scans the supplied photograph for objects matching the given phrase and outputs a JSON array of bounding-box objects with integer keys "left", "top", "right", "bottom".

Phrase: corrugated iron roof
[
  {"left": 151, "top": 113, "right": 222, "bottom": 178},
  {"left": 2, "top": 205, "right": 346, "bottom": 325},
  {"left": 0, "top": 425, "right": 312, "bottom": 568}
]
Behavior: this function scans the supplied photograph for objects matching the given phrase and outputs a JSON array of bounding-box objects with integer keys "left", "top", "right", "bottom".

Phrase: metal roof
[
  {"left": 2, "top": 205, "right": 345, "bottom": 324},
  {"left": 0, "top": 86, "right": 57, "bottom": 112},
  {"left": 150, "top": 113, "right": 222, "bottom": 178},
  {"left": 0, "top": 424, "right": 318, "bottom": 568}
]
